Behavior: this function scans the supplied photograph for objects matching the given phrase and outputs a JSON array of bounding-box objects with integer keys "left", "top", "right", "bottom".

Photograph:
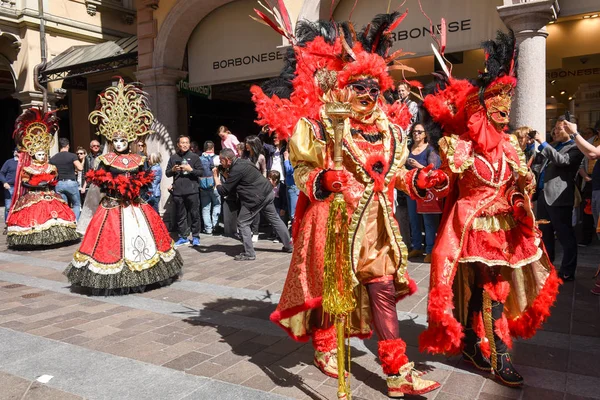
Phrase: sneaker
[
  {"left": 191, "top": 237, "right": 200, "bottom": 247},
  {"left": 234, "top": 253, "right": 256, "bottom": 261},
  {"left": 282, "top": 245, "right": 293, "bottom": 253},
  {"left": 174, "top": 237, "right": 188, "bottom": 247},
  {"left": 252, "top": 234, "right": 259, "bottom": 243},
  {"left": 386, "top": 362, "right": 440, "bottom": 397},
  {"left": 407, "top": 249, "right": 423, "bottom": 259}
]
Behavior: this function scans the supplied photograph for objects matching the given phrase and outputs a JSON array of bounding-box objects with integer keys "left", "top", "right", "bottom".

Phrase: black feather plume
[
  {"left": 358, "top": 12, "right": 400, "bottom": 57},
  {"left": 477, "top": 30, "right": 517, "bottom": 88}
]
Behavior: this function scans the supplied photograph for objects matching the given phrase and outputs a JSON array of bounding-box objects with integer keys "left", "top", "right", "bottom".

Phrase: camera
[
  {"left": 217, "top": 165, "right": 230, "bottom": 175},
  {"left": 528, "top": 130, "right": 538, "bottom": 139}
]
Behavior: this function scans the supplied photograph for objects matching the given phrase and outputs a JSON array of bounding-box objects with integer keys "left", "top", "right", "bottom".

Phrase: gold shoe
[
  {"left": 407, "top": 249, "right": 423, "bottom": 259},
  {"left": 386, "top": 362, "right": 441, "bottom": 398},
  {"left": 314, "top": 349, "right": 346, "bottom": 379}
]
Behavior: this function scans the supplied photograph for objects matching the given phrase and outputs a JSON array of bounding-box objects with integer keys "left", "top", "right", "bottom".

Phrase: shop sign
[
  {"left": 188, "top": 0, "right": 505, "bottom": 86},
  {"left": 177, "top": 78, "right": 212, "bottom": 99},
  {"left": 62, "top": 76, "right": 87, "bottom": 90}
]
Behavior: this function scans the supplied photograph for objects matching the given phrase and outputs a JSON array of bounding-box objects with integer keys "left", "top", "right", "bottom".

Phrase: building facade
[{"left": 0, "top": 0, "right": 137, "bottom": 164}]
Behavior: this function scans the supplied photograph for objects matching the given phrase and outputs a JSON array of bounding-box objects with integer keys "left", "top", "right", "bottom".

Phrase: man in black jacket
[
  {"left": 166, "top": 135, "right": 203, "bottom": 247},
  {"left": 214, "top": 148, "right": 292, "bottom": 261},
  {"left": 532, "top": 117, "right": 584, "bottom": 281}
]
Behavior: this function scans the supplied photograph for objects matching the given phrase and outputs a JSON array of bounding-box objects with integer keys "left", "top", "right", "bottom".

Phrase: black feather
[
  {"left": 358, "top": 12, "right": 400, "bottom": 57},
  {"left": 477, "top": 30, "right": 517, "bottom": 88}
]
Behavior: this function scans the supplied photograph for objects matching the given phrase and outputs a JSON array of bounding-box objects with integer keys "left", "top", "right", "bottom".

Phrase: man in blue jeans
[
  {"left": 50, "top": 138, "right": 83, "bottom": 220},
  {"left": 199, "top": 141, "right": 221, "bottom": 234},
  {"left": 0, "top": 149, "right": 18, "bottom": 233}
]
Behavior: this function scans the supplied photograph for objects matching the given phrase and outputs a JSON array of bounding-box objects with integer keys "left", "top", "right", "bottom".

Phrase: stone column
[
  {"left": 136, "top": 67, "right": 187, "bottom": 216},
  {"left": 498, "top": 0, "right": 559, "bottom": 141}
]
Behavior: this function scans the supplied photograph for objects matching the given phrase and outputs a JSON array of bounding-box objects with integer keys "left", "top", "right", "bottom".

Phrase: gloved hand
[
  {"left": 416, "top": 164, "right": 446, "bottom": 190},
  {"left": 321, "top": 169, "right": 349, "bottom": 193},
  {"left": 512, "top": 198, "right": 528, "bottom": 222}
]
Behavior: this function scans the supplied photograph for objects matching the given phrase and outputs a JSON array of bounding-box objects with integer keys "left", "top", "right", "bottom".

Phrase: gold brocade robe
[{"left": 271, "top": 107, "right": 418, "bottom": 340}]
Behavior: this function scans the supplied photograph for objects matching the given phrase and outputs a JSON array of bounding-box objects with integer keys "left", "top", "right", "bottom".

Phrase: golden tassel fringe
[{"left": 322, "top": 195, "right": 356, "bottom": 315}]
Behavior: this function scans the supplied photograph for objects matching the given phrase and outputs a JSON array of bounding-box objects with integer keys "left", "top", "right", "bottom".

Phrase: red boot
[{"left": 312, "top": 326, "right": 344, "bottom": 378}]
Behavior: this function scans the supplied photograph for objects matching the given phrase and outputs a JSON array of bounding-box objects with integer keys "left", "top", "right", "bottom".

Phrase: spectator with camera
[
  {"left": 531, "top": 116, "right": 584, "bottom": 281},
  {"left": 213, "top": 148, "right": 292, "bottom": 261},
  {"left": 166, "top": 135, "right": 203, "bottom": 247},
  {"left": 565, "top": 119, "right": 600, "bottom": 293}
]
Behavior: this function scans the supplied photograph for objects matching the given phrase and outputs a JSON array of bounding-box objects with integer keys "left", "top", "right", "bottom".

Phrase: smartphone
[
  {"left": 175, "top": 160, "right": 182, "bottom": 166},
  {"left": 528, "top": 130, "right": 537, "bottom": 139},
  {"left": 564, "top": 111, "right": 572, "bottom": 123}
]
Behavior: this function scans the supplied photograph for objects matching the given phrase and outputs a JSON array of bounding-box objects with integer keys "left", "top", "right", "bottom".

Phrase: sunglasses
[
  {"left": 77, "top": 152, "right": 85, "bottom": 155},
  {"left": 91, "top": 145, "right": 100, "bottom": 148},
  {"left": 350, "top": 83, "right": 380, "bottom": 98},
  {"left": 412, "top": 130, "right": 425, "bottom": 135}
]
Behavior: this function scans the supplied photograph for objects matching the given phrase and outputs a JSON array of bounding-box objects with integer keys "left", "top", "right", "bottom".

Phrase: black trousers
[
  {"left": 173, "top": 193, "right": 201, "bottom": 238},
  {"left": 537, "top": 194, "right": 578, "bottom": 276}
]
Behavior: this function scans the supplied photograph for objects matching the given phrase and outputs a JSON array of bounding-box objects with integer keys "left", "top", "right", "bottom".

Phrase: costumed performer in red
[
  {"left": 251, "top": 9, "right": 440, "bottom": 398},
  {"left": 7, "top": 109, "right": 79, "bottom": 248},
  {"left": 64, "top": 79, "right": 182, "bottom": 294},
  {"left": 416, "top": 31, "right": 561, "bottom": 387}
]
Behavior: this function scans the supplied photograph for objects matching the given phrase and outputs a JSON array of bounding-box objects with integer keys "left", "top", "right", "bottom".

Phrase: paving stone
[
  {"left": 439, "top": 371, "right": 485, "bottom": 399},
  {"left": 0, "top": 370, "right": 31, "bottom": 400},
  {"left": 162, "top": 351, "right": 212, "bottom": 371},
  {"left": 22, "top": 382, "right": 84, "bottom": 400},
  {"left": 187, "top": 360, "right": 229, "bottom": 378}
]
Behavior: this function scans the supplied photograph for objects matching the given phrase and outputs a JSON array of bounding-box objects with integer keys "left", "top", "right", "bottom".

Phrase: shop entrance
[{"left": 186, "top": 78, "right": 269, "bottom": 150}]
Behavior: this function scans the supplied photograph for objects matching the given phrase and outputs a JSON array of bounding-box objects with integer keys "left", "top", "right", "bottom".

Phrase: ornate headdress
[
  {"left": 13, "top": 108, "right": 58, "bottom": 155},
  {"left": 89, "top": 78, "right": 154, "bottom": 142},
  {"left": 250, "top": 8, "right": 412, "bottom": 139},
  {"left": 423, "top": 30, "right": 517, "bottom": 136}
]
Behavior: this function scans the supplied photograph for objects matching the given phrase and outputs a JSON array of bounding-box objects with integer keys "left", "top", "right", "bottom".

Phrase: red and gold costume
[
  {"left": 7, "top": 109, "right": 78, "bottom": 248},
  {"left": 251, "top": 10, "right": 439, "bottom": 397},
  {"left": 418, "top": 31, "right": 560, "bottom": 387},
  {"left": 64, "top": 79, "right": 182, "bottom": 294}
]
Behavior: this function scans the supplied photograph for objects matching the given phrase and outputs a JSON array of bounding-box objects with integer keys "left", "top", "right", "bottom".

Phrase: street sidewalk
[{"left": 0, "top": 228, "right": 598, "bottom": 400}]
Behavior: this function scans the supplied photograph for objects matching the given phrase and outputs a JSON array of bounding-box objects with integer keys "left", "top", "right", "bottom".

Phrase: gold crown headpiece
[
  {"left": 13, "top": 108, "right": 58, "bottom": 155},
  {"left": 89, "top": 78, "right": 154, "bottom": 142}
]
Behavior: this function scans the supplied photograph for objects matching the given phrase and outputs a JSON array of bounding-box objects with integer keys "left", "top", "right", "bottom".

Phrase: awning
[{"left": 40, "top": 36, "right": 137, "bottom": 83}]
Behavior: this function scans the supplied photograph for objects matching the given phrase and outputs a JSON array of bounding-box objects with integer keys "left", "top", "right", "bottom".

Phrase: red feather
[
  {"left": 385, "top": 10, "right": 408, "bottom": 34},
  {"left": 254, "top": 9, "right": 287, "bottom": 38},
  {"left": 276, "top": 0, "right": 292, "bottom": 33},
  {"left": 440, "top": 18, "right": 447, "bottom": 54}
]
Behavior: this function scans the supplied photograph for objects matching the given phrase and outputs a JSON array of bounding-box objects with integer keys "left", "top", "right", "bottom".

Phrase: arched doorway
[{"left": 0, "top": 55, "right": 20, "bottom": 204}]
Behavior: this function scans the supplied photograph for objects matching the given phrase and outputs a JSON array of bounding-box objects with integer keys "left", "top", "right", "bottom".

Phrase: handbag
[{"left": 416, "top": 191, "right": 443, "bottom": 214}]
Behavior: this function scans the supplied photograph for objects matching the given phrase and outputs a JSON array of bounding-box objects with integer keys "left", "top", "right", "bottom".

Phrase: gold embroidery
[
  {"left": 471, "top": 214, "right": 517, "bottom": 232},
  {"left": 482, "top": 291, "right": 497, "bottom": 370}
]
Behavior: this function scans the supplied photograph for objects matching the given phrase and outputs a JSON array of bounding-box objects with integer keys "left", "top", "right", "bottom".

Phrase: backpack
[{"left": 199, "top": 154, "right": 215, "bottom": 190}]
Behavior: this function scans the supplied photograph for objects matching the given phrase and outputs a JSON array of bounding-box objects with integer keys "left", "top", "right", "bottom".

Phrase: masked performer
[
  {"left": 7, "top": 109, "right": 78, "bottom": 248},
  {"left": 417, "top": 31, "right": 560, "bottom": 387},
  {"left": 64, "top": 79, "right": 182, "bottom": 294},
  {"left": 251, "top": 10, "right": 440, "bottom": 398}
]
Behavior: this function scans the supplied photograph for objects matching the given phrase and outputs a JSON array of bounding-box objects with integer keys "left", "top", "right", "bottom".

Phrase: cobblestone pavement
[{"left": 0, "top": 225, "right": 598, "bottom": 400}]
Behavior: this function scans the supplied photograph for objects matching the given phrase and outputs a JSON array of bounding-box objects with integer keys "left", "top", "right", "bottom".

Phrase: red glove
[
  {"left": 512, "top": 199, "right": 528, "bottom": 222},
  {"left": 416, "top": 164, "right": 446, "bottom": 190},
  {"left": 321, "top": 169, "right": 349, "bottom": 193}
]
